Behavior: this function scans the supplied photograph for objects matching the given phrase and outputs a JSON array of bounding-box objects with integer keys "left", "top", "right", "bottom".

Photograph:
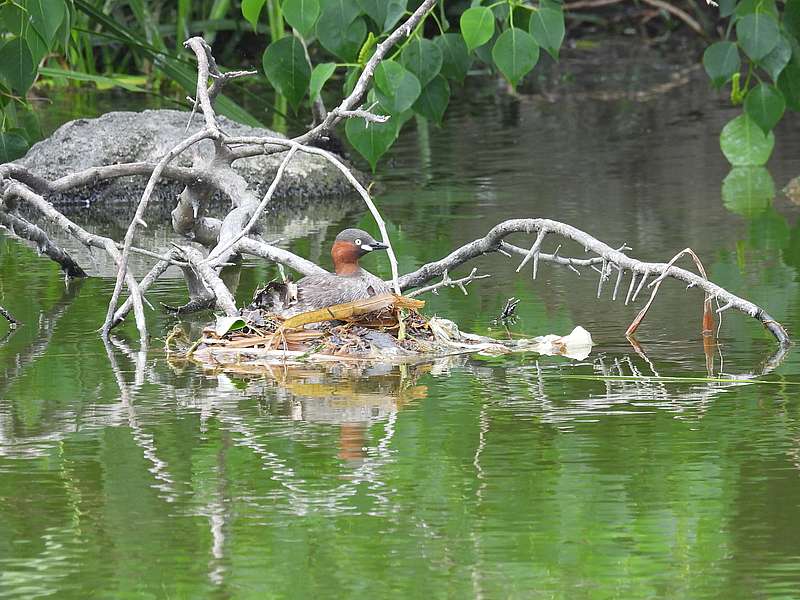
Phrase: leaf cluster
[
  {"left": 703, "top": 0, "right": 800, "bottom": 165},
  {"left": 253, "top": 0, "right": 565, "bottom": 169}
]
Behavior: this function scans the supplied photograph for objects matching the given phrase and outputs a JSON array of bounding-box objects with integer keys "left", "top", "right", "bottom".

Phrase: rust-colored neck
[{"left": 331, "top": 240, "right": 361, "bottom": 275}]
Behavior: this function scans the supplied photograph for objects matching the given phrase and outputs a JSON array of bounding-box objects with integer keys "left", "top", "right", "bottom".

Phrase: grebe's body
[{"left": 259, "top": 228, "right": 390, "bottom": 317}]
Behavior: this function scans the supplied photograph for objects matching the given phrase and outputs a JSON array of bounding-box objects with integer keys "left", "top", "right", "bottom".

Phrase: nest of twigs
[{"left": 167, "top": 292, "right": 594, "bottom": 372}]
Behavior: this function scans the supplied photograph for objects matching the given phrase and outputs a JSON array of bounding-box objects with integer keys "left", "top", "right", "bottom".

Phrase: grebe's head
[
  {"left": 334, "top": 229, "right": 388, "bottom": 256},
  {"left": 331, "top": 229, "right": 388, "bottom": 275}
]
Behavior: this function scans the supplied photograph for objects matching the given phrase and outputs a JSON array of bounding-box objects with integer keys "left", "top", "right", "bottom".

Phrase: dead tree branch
[
  {"left": 0, "top": 209, "right": 87, "bottom": 277},
  {"left": 396, "top": 218, "right": 790, "bottom": 348},
  {"left": 406, "top": 268, "right": 491, "bottom": 298}
]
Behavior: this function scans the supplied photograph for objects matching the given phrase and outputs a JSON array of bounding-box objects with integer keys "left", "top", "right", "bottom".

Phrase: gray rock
[{"left": 18, "top": 109, "right": 363, "bottom": 206}]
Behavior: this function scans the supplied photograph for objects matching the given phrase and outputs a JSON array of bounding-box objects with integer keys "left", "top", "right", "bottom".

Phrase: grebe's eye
[{"left": 354, "top": 239, "right": 362, "bottom": 246}]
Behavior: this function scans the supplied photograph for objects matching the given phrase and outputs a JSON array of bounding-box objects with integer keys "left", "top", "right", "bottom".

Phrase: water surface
[{"left": 2, "top": 40, "right": 800, "bottom": 598}]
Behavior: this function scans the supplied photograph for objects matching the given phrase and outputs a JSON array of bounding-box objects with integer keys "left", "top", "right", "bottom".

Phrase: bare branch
[
  {"left": 173, "top": 245, "right": 237, "bottom": 316},
  {"left": 102, "top": 129, "right": 211, "bottom": 337},
  {"left": 237, "top": 238, "right": 326, "bottom": 277},
  {"left": 0, "top": 210, "right": 87, "bottom": 277},
  {"left": 395, "top": 218, "right": 790, "bottom": 347},
  {"left": 333, "top": 106, "right": 390, "bottom": 123},
  {"left": 407, "top": 268, "right": 491, "bottom": 298},
  {"left": 297, "top": 0, "right": 437, "bottom": 144},
  {"left": 516, "top": 228, "right": 546, "bottom": 276},
  {"left": 204, "top": 144, "right": 299, "bottom": 266},
  {"left": 113, "top": 250, "right": 181, "bottom": 328}
]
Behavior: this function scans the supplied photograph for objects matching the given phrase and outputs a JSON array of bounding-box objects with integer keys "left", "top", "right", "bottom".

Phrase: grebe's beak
[{"left": 363, "top": 240, "right": 388, "bottom": 252}]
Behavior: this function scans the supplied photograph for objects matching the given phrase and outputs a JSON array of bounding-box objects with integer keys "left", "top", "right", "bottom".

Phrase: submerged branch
[{"left": 0, "top": 305, "right": 18, "bottom": 329}]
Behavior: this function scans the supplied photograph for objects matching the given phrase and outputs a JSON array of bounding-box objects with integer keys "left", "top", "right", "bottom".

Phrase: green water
[{"left": 3, "top": 51, "right": 800, "bottom": 598}]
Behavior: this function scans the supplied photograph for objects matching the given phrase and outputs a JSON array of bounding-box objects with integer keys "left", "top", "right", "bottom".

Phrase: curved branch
[{"left": 395, "top": 218, "right": 791, "bottom": 348}]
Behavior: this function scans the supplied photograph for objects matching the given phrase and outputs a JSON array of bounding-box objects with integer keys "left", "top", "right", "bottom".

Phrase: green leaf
[
  {"left": 262, "top": 36, "right": 311, "bottom": 112},
  {"left": 0, "top": 38, "right": 35, "bottom": 94},
  {"left": 759, "top": 34, "right": 791, "bottom": 83},
  {"left": 0, "top": 130, "right": 28, "bottom": 163},
  {"left": 317, "top": 5, "right": 366, "bottom": 62},
  {"left": 786, "top": 0, "right": 800, "bottom": 40},
  {"left": 744, "top": 83, "right": 785, "bottom": 133},
  {"left": 778, "top": 53, "right": 800, "bottom": 111},
  {"left": 401, "top": 38, "right": 443, "bottom": 86},
  {"left": 374, "top": 60, "right": 421, "bottom": 114},
  {"left": 282, "top": 0, "right": 320, "bottom": 38},
  {"left": 357, "top": 0, "right": 406, "bottom": 32},
  {"left": 435, "top": 34, "right": 472, "bottom": 83},
  {"left": 24, "top": 0, "right": 66, "bottom": 47},
  {"left": 412, "top": 75, "right": 450, "bottom": 125},
  {"left": 719, "top": 113, "right": 775, "bottom": 166},
  {"left": 529, "top": 7, "right": 565, "bottom": 60},
  {"left": 722, "top": 167, "right": 774, "bottom": 217},
  {"left": 382, "top": 0, "right": 406, "bottom": 31},
  {"left": 734, "top": 0, "right": 778, "bottom": 19},
  {"left": 460, "top": 7, "right": 495, "bottom": 51},
  {"left": 23, "top": 25, "right": 48, "bottom": 65},
  {"left": 702, "top": 41, "right": 740, "bottom": 88},
  {"left": 241, "top": 0, "right": 266, "bottom": 30},
  {"left": 736, "top": 13, "right": 778, "bottom": 62},
  {"left": 214, "top": 315, "right": 247, "bottom": 337},
  {"left": 309, "top": 62, "right": 336, "bottom": 101},
  {"left": 345, "top": 117, "right": 398, "bottom": 171},
  {"left": 492, "top": 27, "right": 539, "bottom": 89}
]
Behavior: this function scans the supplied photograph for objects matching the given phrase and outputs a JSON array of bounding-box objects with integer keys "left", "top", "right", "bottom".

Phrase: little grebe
[{"left": 264, "top": 228, "right": 390, "bottom": 317}]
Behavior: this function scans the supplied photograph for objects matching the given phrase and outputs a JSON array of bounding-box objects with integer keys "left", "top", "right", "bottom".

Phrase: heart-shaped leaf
[
  {"left": 703, "top": 42, "right": 740, "bottom": 88},
  {"left": 759, "top": 34, "right": 791, "bottom": 83},
  {"left": 744, "top": 83, "right": 785, "bottom": 133},
  {"left": 460, "top": 7, "right": 495, "bottom": 51},
  {"left": 317, "top": 2, "right": 365, "bottom": 61},
  {"left": 262, "top": 36, "right": 311, "bottom": 112},
  {"left": 401, "top": 37, "right": 443, "bottom": 86},
  {"left": 375, "top": 60, "right": 421, "bottom": 114},
  {"left": 720, "top": 113, "right": 775, "bottom": 166},
  {"left": 492, "top": 27, "right": 539, "bottom": 89},
  {"left": 736, "top": 12, "right": 779, "bottom": 62},
  {"left": 25, "top": 0, "right": 66, "bottom": 46},
  {"left": 282, "top": 0, "right": 320, "bottom": 38},
  {"left": 357, "top": 0, "right": 406, "bottom": 31},
  {"left": 412, "top": 75, "right": 450, "bottom": 125},
  {"left": 529, "top": 7, "right": 564, "bottom": 60},
  {"left": 0, "top": 38, "right": 35, "bottom": 94},
  {"left": 241, "top": 0, "right": 266, "bottom": 30},
  {"left": 345, "top": 116, "right": 399, "bottom": 171},
  {"left": 214, "top": 315, "right": 247, "bottom": 337},
  {"left": 435, "top": 34, "right": 472, "bottom": 82}
]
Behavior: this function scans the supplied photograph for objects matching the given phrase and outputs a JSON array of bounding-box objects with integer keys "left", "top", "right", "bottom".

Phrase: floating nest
[{"left": 168, "top": 293, "right": 594, "bottom": 373}]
